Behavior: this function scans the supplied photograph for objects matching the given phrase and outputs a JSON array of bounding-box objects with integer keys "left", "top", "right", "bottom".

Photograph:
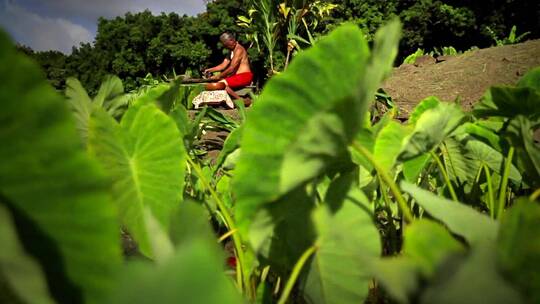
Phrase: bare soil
[{"left": 383, "top": 39, "right": 540, "bottom": 118}]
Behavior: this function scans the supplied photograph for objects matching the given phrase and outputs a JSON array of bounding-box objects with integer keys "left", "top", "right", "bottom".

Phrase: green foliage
[
  {"left": 88, "top": 104, "right": 186, "bottom": 257},
  {"left": 234, "top": 21, "right": 400, "bottom": 234},
  {"left": 0, "top": 31, "right": 122, "bottom": 303},
  {"left": 486, "top": 25, "right": 531, "bottom": 46},
  {"left": 66, "top": 75, "right": 130, "bottom": 143},
  {"left": 420, "top": 242, "right": 523, "bottom": 304},
  {"left": 108, "top": 239, "right": 242, "bottom": 304},
  {"left": 3, "top": 17, "right": 540, "bottom": 304},
  {"left": 497, "top": 198, "right": 540, "bottom": 303},
  {"left": 303, "top": 188, "right": 380, "bottom": 304},
  {"left": 402, "top": 182, "right": 499, "bottom": 244},
  {"left": 398, "top": 100, "right": 465, "bottom": 161},
  {"left": 402, "top": 48, "right": 424, "bottom": 64},
  {"left": 0, "top": 203, "right": 55, "bottom": 304}
]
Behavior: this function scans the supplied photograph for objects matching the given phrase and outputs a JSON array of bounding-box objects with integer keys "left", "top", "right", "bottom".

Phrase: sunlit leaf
[
  {"left": 95, "top": 75, "right": 124, "bottom": 108},
  {"left": 373, "top": 120, "right": 410, "bottom": 172},
  {"left": 88, "top": 104, "right": 186, "bottom": 257},
  {"left": 408, "top": 96, "right": 440, "bottom": 126},
  {"left": 399, "top": 102, "right": 466, "bottom": 161},
  {"left": 65, "top": 77, "right": 93, "bottom": 142},
  {"left": 234, "top": 21, "right": 401, "bottom": 233},
  {"left": 401, "top": 182, "right": 498, "bottom": 244}
]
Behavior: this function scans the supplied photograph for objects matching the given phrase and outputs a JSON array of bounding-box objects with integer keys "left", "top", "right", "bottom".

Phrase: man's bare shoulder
[{"left": 235, "top": 43, "right": 247, "bottom": 54}]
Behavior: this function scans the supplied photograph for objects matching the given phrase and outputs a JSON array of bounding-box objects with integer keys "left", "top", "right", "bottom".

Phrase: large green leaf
[
  {"left": 441, "top": 137, "right": 478, "bottom": 184},
  {"left": 88, "top": 104, "right": 186, "bottom": 257},
  {"left": 402, "top": 154, "right": 430, "bottom": 182},
  {"left": 517, "top": 66, "right": 540, "bottom": 91},
  {"left": 497, "top": 198, "right": 540, "bottom": 303},
  {"left": 303, "top": 188, "right": 380, "bottom": 304},
  {"left": 65, "top": 77, "right": 93, "bottom": 142},
  {"left": 462, "top": 122, "right": 503, "bottom": 152},
  {"left": 398, "top": 102, "right": 466, "bottom": 161},
  {"left": 249, "top": 188, "right": 316, "bottom": 274},
  {"left": 0, "top": 202, "right": 55, "bottom": 304},
  {"left": 107, "top": 239, "right": 242, "bottom": 304},
  {"left": 373, "top": 220, "right": 464, "bottom": 303},
  {"left": 401, "top": 182, "right": 499, "bottom": 244},
  {"left": 94, "top": 75, "right": 124, "bottom": 108},
  {"left": 373, "top": 121, "right": 410, "bottom": 172},
  {"left": 504, "top": 115, "right": 540, "bottom": 187},
  {"left": 371, "top": 258, "right": 419, "bottom": 304},
  {"left": 215, "top": 126, "right": 244, "bottom": 172},
  {"left": 464, "top": 136, "right": 521, "bottom": 183},
  {"left": 402, "top": 220, "right": 464, "bottom": 277},
  {"left": 0, "top": 31, "right": 121, "bottom": 303},
  {"left": 66, "top": 75, "right": 129, "bottom": 142},
  {"left": 234, "top": 21, "right": 401, "bottom": 233},
  {"left": 420, "top": 242, "right": 522, "bottom": 304},
  {"left": 408, "top": 96, "right": 440, "bottom": 126},
  {"left": 474, "top": 68, "right": 540, "bottom": 120},
  {"left": 474, "top": 87, "right": 540, "bottom": 120}
]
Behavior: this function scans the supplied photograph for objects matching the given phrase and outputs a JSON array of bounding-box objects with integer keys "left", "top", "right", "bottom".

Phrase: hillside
[{"left": 383, "top": 39, "right": 540, "bottom": 117}]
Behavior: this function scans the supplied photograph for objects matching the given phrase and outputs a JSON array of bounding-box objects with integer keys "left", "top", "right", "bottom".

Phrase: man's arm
[
  {"left": 205, "top": 58, "right": 230, "bottom": 73},
  {"left": 217, "top": 48, "right": 244, "bottom": 79}
]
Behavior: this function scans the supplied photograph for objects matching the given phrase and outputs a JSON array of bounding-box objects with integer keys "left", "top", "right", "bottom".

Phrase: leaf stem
[
  {"left": 378, "top": 173, "right": 399, "bottom": 253},
  {"left": 482, "top": 164, "right": 495, "bottom": 218},
  {"left": 352, "top": 141, "right": 414, "bottom": 223},
  {"left": 530, "top": 188, "right": 540, "bottom": 201},
  {"left": 497, "top": 147, "right": 514, "bottom": 219},
  {"left": 277, "top": 245, "right": 318, "bottom": 304},
  {"left": 186, "top": 157, "right": 249, "bottom": 296},
  {"left": 429, "top": 150, "right": 459, "bottom": 202}
]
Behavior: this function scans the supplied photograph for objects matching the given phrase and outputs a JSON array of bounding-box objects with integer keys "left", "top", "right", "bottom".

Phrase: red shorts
[{"left": 225, "top": 72, "right": 253, "bottom": 89}]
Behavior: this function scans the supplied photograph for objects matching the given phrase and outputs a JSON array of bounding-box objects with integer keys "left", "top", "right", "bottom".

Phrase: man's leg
[
  {"left": 219, "top": 79, "right": 242, "bottom": 99},
  {"left": 225, "top": 85, "right": 242, "bottom": 100},
  {"left": 220, "top": 77, "right": 252, "bottom": 106}
]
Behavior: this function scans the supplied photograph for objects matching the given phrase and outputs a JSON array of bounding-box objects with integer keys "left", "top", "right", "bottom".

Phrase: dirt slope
[{"left": 383, "top": 39, "right": 540, "bottom": 117}]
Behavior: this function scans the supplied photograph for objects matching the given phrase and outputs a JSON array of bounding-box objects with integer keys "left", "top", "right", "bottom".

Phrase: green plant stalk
[
  {"left": 186, "top": 157, "right": 250, "bottom": 296},
  {"left": 352, "top": 141, "right": 414, "bottom": 223},
  {"left": 277, "top": 245, "right": 318, "bottom": 304},
  {"left": 482, "top": 164, "right": 496, "bottom": 219},
  {"left": 429, "top": 150, "right": 459, "bottom": 202},
  {"left": 497, "top": 147, "right": 514, "bottom": 219},
  {"left": 531, "top": 188, "right": 540, "bottom": 201},
  {"left": 378, "top": 173, "right": 399, "bottom": 253}
]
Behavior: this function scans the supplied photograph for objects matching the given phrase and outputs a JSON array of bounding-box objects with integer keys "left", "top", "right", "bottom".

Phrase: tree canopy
[{"left": 17, "top": 0, "right": 539, "bottom": 94}]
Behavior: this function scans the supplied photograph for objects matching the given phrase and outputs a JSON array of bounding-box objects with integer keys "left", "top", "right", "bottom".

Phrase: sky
[{"left": 0, "top": 0, "right": 207, "bottom": 53}]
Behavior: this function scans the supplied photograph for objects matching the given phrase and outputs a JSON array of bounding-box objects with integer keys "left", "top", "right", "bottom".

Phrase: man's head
[{"left": 220, "top": 32, "right": 237, "bottom": 50}]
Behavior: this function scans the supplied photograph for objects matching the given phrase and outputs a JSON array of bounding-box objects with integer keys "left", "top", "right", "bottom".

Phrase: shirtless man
[{"left": 203, "top": 32, "right": 253, "bottom": 100}]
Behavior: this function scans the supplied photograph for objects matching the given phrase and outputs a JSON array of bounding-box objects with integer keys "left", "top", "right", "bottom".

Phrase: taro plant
[
  {"left": 1, "top": 17, "right": 539, "bottom": 304},
  {"left": 486, "top": 25, "right": 531, "bottom": 46}
]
